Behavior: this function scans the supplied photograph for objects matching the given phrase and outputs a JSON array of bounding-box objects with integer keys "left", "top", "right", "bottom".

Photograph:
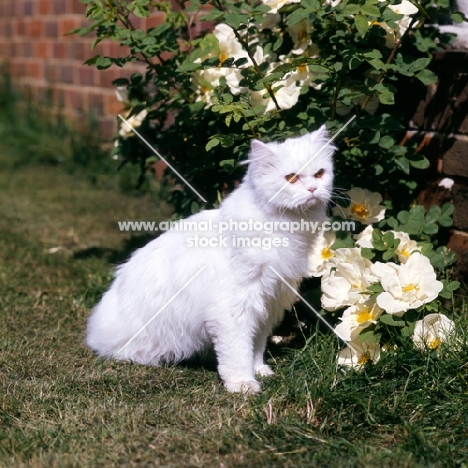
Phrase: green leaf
[
  {"left": 361, "top": 3, "right": 380, "bottom": 17},
  {"left": 219, "top": 159, "right": 235, "bottom": 168},
  {"left": 441, "top": 203, "right": 454, "bottom": 217},
  {"left": 379, "top": 135, "right": 395, "bottom": 149},
  {"left": 448, "top": 281, "right": 460, "bottom": 291},
  {"left": 355, "top": 14, "right": 369, "bottom": 37},
  {"left": 205, "top": 138, "right": 220, "bottom": 151},
  {"left": 200, "top": 10, "right": 224, "bottom": 21},
  {"left": 395, "top": 157, "right": 410, "bottom": 174},
  {"left": 409, "top": 155, "right": 430, "bottom": 169},
  {"left": 397, "top": 211, "right": 409, "bottom": 224},
  {"left": 426, "top": 205, "right": 441, "bottom": 224},
  {"left": 408, "top": 57, "right": 431, "bottom": 72},
  {"left": 425, "top": 301, "right": 439, "bottom": 312},
  {"left": 361, "top": 248, "right": 376, "bottom": 260},
  {"left": 287, "top": 8, "right": 309, "bottom": 26},
  {"left": 367, "top": 283, "right": 384, "bottom": 294},
  {"left": 415, "top": 69, "right": 437, "bottom": 85},
  {"left": 95, "top": 56, "right": 113, "bottom": 69},
  {"left": 451, "top": 12, "right": 466, "bottom": 23},
  {"left": 379, "top": 314, "right": 405, "bottom": 327},
  {"left": 423, "top": 223, "right": 438, "bottom": 235}
]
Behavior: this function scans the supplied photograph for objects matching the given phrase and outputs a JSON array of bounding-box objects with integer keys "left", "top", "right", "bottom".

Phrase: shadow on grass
[{"left": 73, "top": 233, "right": 161, "bottom": 264}]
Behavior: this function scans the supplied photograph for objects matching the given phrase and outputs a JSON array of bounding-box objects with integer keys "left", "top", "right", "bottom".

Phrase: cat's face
[{"left": 247, "top": 127, "right": 334, "bottom": 211}]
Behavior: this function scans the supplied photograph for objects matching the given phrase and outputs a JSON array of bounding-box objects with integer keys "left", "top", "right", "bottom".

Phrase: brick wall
[
  {"left": 0, "top": 1, "right": 467, "bottom": 273},
  {"left": 0, "top": 0, "right": 162, "bottom": 139},
  {"left": 408, "top": 50, "right": 468, "bottom": 276}
]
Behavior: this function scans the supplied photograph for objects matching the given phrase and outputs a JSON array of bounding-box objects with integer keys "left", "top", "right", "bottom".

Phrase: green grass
[{"left": 1, "top": 127, "right": 468, "bottom": 467}]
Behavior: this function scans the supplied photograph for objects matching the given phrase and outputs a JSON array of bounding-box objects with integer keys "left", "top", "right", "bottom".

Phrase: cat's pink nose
[{"left": 308, "top": 187, "right": 316, "bottom": 193}]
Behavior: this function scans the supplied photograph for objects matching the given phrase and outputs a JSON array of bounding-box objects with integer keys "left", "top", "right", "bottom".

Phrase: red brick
[
  {"left": 53, "top": 42, "right": 68, "bottom": 59},
  {"left": 53, "top": 0, "right": 70, "bottom": 14},
  {"left": 21, "top": 42, "right": 33, "bottom": 58},
  {"left": 3, "top": 3, "right": 13, "bottom": 16},
  {"left": 14, "top": 1, "right": 23, "bottom": 15},
  {"left": 3, "top": 22, "right": 12, "bottom": 36},
  {"left": 59, "top": 17, "right": 81, "bottom": 37},
  {"left": 104, "top": 92, "right": 124, "bottom": 115},
  {"left": 70, "top": 42, "right": 91, "bottom": 61},
  {"left": 447, "top": 230, "right": 468, "bottom": 278},
  {"left": 26, "top": 60, "right": 44, "bottom": 80},
  {"left": 453, "top": 182, "right": 468, "bottom": 231},
  {"left": 71, "top": 0, "right": 86, "bottom": 14},
  {"left": 44, "top": 21, "right": 58, "bottom": 38},
  {"left": 16, "top": 19, "right": 26, "bottom": 36},
  {"left": 38, "top": 0, "right": 52, "bottom": 15},
  {"left": 98, "top": 68, "right": 122, "bottom": 87},
  {"left": 44, "top": 62, "right": 59, "bottom": 82},
  {"left": 78, "top": 66, "right": 96, "bottom": 86},
  {"left": 145, "top": 12, "right": 166, "bottom": 30},
  {"left": 27, "top": 19, "right": 44, "bottom": 37},
  {"left": 23, "top": 1, "right": 34, "bottom": 15},
  {"left": 442, "top": 135, "right": 468, "bottom": 178},
  {"left": 65, "top": 89, "right": 85, "bottom": 111},
  {"left": 34, "top": 41, "right": 51, "bottom": 59},
  {"left": 60, "top": 64, "right": 74, "bottom": 84},
  {"left": 105, "top": 42, "right": 130, "bottom": 57}
]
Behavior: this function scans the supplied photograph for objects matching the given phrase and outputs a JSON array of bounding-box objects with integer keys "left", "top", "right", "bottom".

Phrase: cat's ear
[
  {"left": 249, "top": 140, "right": 277, "bottom": 165},
  {"left": 308, "top": 125, "right": 330, "bottom": 142}
]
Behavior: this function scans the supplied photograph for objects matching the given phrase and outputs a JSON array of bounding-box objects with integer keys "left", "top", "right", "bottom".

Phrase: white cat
[{"left": 86, "top": 127, "right": 335, "bottom": 393}]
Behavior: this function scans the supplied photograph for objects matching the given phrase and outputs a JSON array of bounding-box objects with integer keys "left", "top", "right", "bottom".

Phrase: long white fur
[{"left": 87, "top": 127, "right": 335, "bottom": 393}]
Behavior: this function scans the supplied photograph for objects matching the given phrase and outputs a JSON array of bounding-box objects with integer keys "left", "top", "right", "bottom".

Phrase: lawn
[{"left": 1, "top": 140, "right": 468, "bottom": 467}]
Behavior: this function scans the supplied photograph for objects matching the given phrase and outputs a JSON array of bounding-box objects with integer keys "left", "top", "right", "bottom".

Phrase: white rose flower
[
  {"left": 251, "top": 75, "right": 301, "bottom": 112},
  {"left": 374, "top": 0, "right": 418, "bottom": 48},
  {"left": 371, "top": 261, "right": 399, "bottom": 280},
  {"left": 119, "top": 109, "right": 147, "bottom": 139},
  {"left": 333, "top": 187, "right": 386, "bottom": 224},
  {"left": 354, "top": 225, "right": 374, "bottom": 248},
  {"left": 376, "top": 253, "right": 443, "bottom": 316},
  {"left": 262, "top": 0, "right": 301, "bottom": 14},
  {"left": 412, "top": 313, "right": 456, "bottom": 351},
  {"left": 392, "top": 231, "right": 421, "bottom": 263},
  {"left": 288, "top": 20, "right": 312, "bottom": 55},
  {"left": 192, "top": 68, "right": 225, "bottom": 106},
  {"left": 334, "top": 297, "right": 383, "bottom": 341},
  {"left": 308, "top": 230, "right": 336, "bottom": 277},
  {"left": 321, "top": 248, "right": 378, "bottom": 310},
  {"left": 212, "top": 23, "right": 245, "bottom": 62},
  {"left": 388, "top": 1, "right": 419, "bottom": 36},
  {"left": 337, "top": 339, "right": 380, "bottom": 369}
]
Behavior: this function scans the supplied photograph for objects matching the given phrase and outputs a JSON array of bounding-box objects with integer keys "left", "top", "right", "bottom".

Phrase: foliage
[
  {"left": 308, "top": 185, "right": 460, "bottom": 369},
  {"left": 73, "top": 0, "right": 463, "bottom": 216}
]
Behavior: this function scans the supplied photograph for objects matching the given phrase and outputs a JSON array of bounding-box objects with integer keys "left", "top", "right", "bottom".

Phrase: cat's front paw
[
  {"left": 224, "top": 379, "right": 261, "bottom": 394},
  {"left": 255, "top": 364, "right": 274, "bottom": 377}
]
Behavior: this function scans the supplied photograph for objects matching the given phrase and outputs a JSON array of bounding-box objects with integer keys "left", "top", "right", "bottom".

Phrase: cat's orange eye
[
  {"left": 285, "top": 173, "right": 299, "bottom": 183},
  {"left": 315, "top": 169, "right": 325, "bottom": 178}
]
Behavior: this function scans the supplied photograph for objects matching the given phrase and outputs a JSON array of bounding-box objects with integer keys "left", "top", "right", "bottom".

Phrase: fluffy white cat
[{"left": 87, "top": 127, "right": 335, "bottom": 393}]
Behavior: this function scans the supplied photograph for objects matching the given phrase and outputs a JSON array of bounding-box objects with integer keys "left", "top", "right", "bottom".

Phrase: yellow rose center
[
  {"left": 357, "top": 308, "right": 373, "bottom": 324},
  {"left": 358, "top": 352, "right": 371, "bottom": 366},
  {"left": 298, "top": 30, "right": 309, "bottom": 41},
  {"left": 400, "top": 248, "right": 410, "bottom": 258},
  {"left": 219, "top": 51, "right": 228, "bottom": 65},
  {"left": 351, "top": 203, "right": 369, "bottom": 219},
  {"left": 321, "top": 247, "right": 334, "bottom": 260},
  {"left": 296, "top": 64, "right": 308, "bottom": 73},
  {"left": 402, "top": 283, "right": 418, "bottom": 293},
  {"left": 428, "top": 338, "right": 441, "bottom": 350}
]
